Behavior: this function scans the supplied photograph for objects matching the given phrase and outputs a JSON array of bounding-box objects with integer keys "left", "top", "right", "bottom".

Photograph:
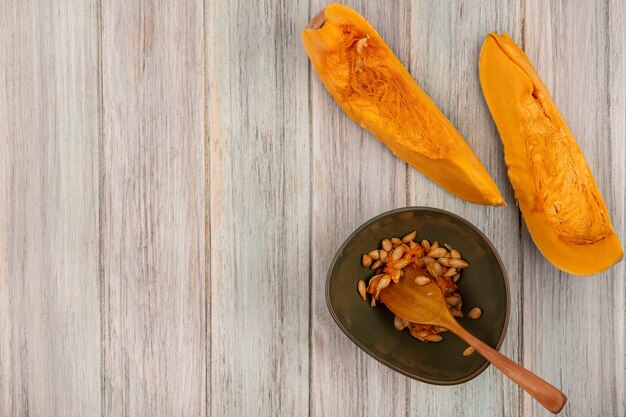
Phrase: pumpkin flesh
[
  {"left": 479, "top": 33, "right": 623, "bottom": 275},
  {"left": 302, "top": 4, "right": 505, "bottom": 206}
]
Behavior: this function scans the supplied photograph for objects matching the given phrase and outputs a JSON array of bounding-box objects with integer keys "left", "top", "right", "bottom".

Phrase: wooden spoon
[{"left": 380, "top": 265, "right": 567, "bottom": 414}]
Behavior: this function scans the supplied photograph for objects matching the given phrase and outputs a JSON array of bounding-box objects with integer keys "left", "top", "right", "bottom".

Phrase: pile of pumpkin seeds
[{"left": 357, "top": 230, "right": 482, "bottom": 351}]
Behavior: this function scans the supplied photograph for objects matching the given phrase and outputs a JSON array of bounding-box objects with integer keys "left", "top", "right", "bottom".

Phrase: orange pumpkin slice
[
  {"left": 302, "top": 3, "right": 505, "bottom": 206},
  {"left": 479, "top": 33, "right": 623, "bottom": 275}
]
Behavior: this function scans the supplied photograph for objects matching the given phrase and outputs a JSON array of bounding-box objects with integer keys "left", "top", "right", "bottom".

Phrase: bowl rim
[{"left": 325, "top": 206, "right": 511, "bottom": 385}]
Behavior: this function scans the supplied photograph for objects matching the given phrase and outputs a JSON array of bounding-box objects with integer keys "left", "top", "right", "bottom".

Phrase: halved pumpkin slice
[
  {"left": 302, "top": 3, "right": 505, "bottom": 206},
  {"left": 479, "top": 32, "right": 623, "bottom": 275}
]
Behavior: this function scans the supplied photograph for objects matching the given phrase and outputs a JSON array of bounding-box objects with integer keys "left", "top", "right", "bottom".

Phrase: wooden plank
[
  {"left": 0, "top": 1, "right": 101, "bottom": 416},
  {"left": 206, "top": 0, "right": 311, "bottom": 415},
  {"left": 406, "top": 2, "right": 523, "bottom": 416},
  {"left": 608, "top": 3, "right": 626, "bottom": 415},
  {"left": 309, "top": 1, "right": 410, "bottom": 416},
  {"left": 522, "top": 1, "right": 625, "bottom": 416},
  {"left": 100, "top": 1, "right": 206, "bottom": 415}
]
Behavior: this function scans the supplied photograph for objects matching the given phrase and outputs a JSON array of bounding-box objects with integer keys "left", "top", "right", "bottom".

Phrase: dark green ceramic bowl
[{"left": 326, "top": 207, "right": 510, "bottom": 385}]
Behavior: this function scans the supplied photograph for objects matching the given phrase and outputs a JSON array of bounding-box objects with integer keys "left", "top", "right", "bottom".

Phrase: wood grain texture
[
  {"left": 406, "top": 2, "right": 523, "bottom": 416},
  {"left": 0, "top": 1, "right": 624, "bottom": 416},
  {"left": 608, "top": 3, "right": 626, "bottom": 413},
  {"left": 0, "top": 1, "right": 101, "bottom": 416},
  {"left": 101, "top": 1, "right": 206, "bottom": 415},
  {"left": 522, "top": 1, "right": 625, "bottom": 416},
  {"left": 207, "top": 0, "right": 311, "bottom": 415},
  {"left": 309, "top": 1, "right": 410, "bottom": 416}
]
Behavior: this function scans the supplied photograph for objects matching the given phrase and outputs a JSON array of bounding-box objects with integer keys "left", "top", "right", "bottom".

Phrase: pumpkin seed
[
  {"left": 382, "top": 239, "right": 392, "bottom": 252},
  {"left": 393, "top": 258, "right": 411, "bottom": 270},
  {"left": 376, "top": 276, "right": 391, "bottom": 296},
  {"left": 368, "top": 250, "right": 380, "bottom": 260},
  {"left": 371, "top": 260, "right": 383, "bottom": 270},
  {"left": 393, "top": 315, "right": 409, "bottom": 331},
  {"left": 431, "top": 242, "right": 440, "bottom": 250},
  {"left": 409, "top": 241, "right": 419, "bottom": 250},
  {"left": 444, "top": 267, "right": 457, "bottom": 278},
  {"left": 391, "top": 246, "right": 405, "bottom": 261},
  {"left": 358, "top": 280, "right": 367, "bottom": 300},
  {"left": 355, "top": 36, "right": 368, "bottom": 54},
  {"left": 437, "top": 257, "right": 450, "bottom": 267},
  {"left": 393, "top": 316, "right": 403, "bottom": 330},
  {"left": 354, "top": 57, "right": 363, "bottom": 72},
  {"left": 444, "top": 243, "right": 453, "bottom": 251},
  {"left": 367, "top": 274, "right": 384, "bottom": 293},
  {"left": 425, "top": 334, "right": 443, "bottom": 342},
  {"left": 421, "top": 239, "right": 431, "bottom": 252},
  {"left": 448, "top": 258, "right": 469, "bottom": 269},
  {"left": 420, "top": 256, "right": 435, "bottom": 265},
  {"left": 370, "top": 298, "right": 376, "bottom": 307},
  {"left": 362, "top": 254, "right": 372, "bottom": 268},
  {"left": 453, "top": 273, "right": 461, "bottom": 283},
  {"left": 463, "top": 346, "right": 475, "bottom": 356},
  {"left": 401, "top": 243, "right": 410, "bottom": 253},
  {"left": 435, "top": 326, "right": 448, "bottom": 333},
  {"left": 450, "top": 249, "right": 461, "bottom": 259},
  {"left": 410, "top": 328, "right": 430, "bottom": 340},
  {"left": 391, "top": 237, "right": 402, "bottom": 245},
  {"left": 468, "top": 307, "right": 482, "bottom": 319},
  {"left": 428, "top": 248, "right": 447, "bottom": 258},
  {"left": 414, "top": 275, "right": 431, "bottom": 286},
  {"left": 451, "top": 309, "right": 463, "bottom": 318},
  {"left": 379, "top": 250, "right": 388, "bottom": 262},
  {"left": 402, "top": 231, "right": 417, "bottom": 243},
  {"left": 445, "top": 295, "right": 462, "bottom": 307},
  {"left": 427, "top": 262, "right": 442, "bottom": 278}
]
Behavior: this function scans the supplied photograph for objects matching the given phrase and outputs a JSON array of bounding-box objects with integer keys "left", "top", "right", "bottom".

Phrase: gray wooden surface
[{"left": 0, "top": 1, "right": 624, "bottom": 416}]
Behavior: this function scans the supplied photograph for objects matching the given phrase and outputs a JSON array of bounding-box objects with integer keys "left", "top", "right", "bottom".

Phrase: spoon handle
[{"left": 446, "top": 320, "right": 567, "bottom": 414}]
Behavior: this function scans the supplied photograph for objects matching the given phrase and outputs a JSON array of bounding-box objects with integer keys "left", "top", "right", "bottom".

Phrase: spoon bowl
[{"left": 379, "top": 265, "right": 451, "bottom": 326}]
